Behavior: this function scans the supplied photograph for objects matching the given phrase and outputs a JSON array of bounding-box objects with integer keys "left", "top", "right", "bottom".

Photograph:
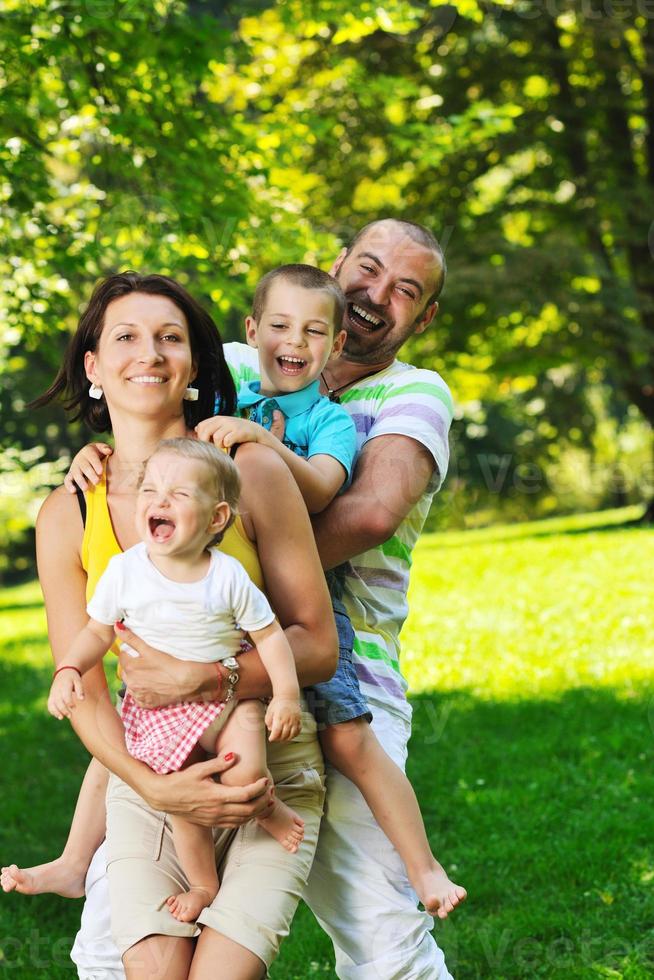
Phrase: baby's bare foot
[
  {"left": 257, "top": 799, "right": 305, "bottom": 853},
  {"left": 410, "top": 861, "right": 467, "bottom": 919},
  {"left": 166, "top": 886, "right": 216, "bottom": 923},
  {"left": 1, "top": 859, "right": 86, "bottom": 899}
]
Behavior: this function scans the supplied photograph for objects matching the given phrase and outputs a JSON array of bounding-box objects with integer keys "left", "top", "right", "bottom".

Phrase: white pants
[
  {"left": 304, "top": 704, "right": 453, "bottom": 980},
  {"left": 70, "top": 841, "right": 124, "bottom": 979}
]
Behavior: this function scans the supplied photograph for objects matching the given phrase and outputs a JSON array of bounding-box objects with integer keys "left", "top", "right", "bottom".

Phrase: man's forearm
[{"left": 312, "top": 495, "right": 390, "bottom": 570}]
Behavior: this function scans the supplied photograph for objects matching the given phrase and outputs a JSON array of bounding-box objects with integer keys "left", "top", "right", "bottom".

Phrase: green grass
[{"left": 1, "top": 509, "right": 653, "bottom": 978}]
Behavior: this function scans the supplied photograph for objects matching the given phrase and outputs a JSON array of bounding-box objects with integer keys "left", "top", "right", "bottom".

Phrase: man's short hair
[
  {"left": 252, "top": 264, "right": 345, "bottom": 332},
  {"left": 346, "top": 219, "right": 446, "bottom": 304}
]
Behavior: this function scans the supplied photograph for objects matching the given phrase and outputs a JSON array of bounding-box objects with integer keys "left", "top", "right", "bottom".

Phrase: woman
[{"left": 30, "top": 273, "right": 336, "bottom": 979}]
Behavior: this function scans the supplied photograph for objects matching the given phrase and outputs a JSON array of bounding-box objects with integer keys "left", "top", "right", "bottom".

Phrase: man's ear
[
  {"left": 245, "top": 316, "right": 259, "bottom": 348},
  {"left": 329, "top": 328, "right": 347, "bottom": 360},
  {"left": 209, "top": 501, "right": 231, "bottom": 536},
  {"left": 328, "top": 248, "right": 348, "bottom": 278},
  {"left": 415, "top": 300, "right": 439, "bottom": 336},
  {"left": 84, "top": 349, "right": 100, "bottom": 385}
]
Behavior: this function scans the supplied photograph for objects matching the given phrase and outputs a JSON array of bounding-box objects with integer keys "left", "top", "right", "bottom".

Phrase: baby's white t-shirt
[{"left": 87, "top": 542, "right": 275, "bottom": 663}]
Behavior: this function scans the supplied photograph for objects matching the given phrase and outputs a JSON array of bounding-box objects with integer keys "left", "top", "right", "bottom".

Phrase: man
[{"left": 227, "top": 218, "right": 454, "bottom": 978}]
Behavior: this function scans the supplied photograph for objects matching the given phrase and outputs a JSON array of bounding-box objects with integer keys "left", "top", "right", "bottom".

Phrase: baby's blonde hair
[{"left": 145, "top": 438, "right": 240, "bottom": 545}]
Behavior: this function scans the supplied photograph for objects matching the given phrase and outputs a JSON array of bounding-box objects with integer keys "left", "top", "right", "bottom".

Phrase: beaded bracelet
[{"left": 53, "top": 665, "right": 82, "bottom": 679}]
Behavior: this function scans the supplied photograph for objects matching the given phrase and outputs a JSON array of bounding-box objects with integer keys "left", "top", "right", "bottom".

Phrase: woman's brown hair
[{"left": 31, "top": 272, "right": 236, "bottom": 431}]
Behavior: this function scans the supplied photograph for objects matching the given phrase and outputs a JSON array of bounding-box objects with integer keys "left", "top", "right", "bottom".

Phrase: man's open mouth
[
  {"left": 348, "top": 303, "right": 385, "bottom": 332},
  {"left": 149, "top": 516, "right": 175, "bottom": 542},
  {"left": 277, "top": 356, "right": 307, "bottom": 375}
]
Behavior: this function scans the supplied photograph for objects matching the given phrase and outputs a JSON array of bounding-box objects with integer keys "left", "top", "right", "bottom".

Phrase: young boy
[{"left": 197, "top": 264, "right": 466, "bottom": 919}]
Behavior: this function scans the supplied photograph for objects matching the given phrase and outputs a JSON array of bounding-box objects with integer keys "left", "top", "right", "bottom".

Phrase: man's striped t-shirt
[{"left": 224, "top": 342, "right": 453, "bottom": 722}]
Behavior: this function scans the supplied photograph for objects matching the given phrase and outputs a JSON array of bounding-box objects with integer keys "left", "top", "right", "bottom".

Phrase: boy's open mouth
[
  {"left": 149, "top": 516, "right": 175, "bottom": 542},
  {"left": 277, "top": 355, "right": 307, "bottom": 375},
  {"left": 348, "top": 303, "right": 385, "bottom": 332}
]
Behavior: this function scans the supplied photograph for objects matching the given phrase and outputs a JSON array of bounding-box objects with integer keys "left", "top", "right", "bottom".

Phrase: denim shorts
[{"left": 307, "top": 609, "right": 372, "bottom": 728}]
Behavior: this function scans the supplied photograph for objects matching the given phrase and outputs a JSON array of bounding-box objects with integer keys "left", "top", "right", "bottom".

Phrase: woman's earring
[
  {"left": 184, "top": 385, "right": 199, "bottom": 402},
  {"left": 89, "top": 383, "right": 104, "bottom": 400}
]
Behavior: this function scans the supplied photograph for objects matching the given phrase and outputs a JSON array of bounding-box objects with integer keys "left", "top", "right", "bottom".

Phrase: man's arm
[{"left": 312, "top": 434, "right": 436, "bottom": 570}]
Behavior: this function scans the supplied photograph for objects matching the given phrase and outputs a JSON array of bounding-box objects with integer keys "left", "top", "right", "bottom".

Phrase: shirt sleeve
[
  {"left": 365, "top": 367, "right": 453, "bottom": 492},
  {"left": 305, "top": 398, "right": 358, "bottom": 480},
  {"left": 224, "top": 555, "right": 276, "bottom": 633},
  {"left": 86, "top": 554, "right": 125, "bottom": 625}
]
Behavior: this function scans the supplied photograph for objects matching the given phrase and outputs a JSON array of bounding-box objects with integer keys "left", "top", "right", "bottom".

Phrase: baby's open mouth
[
  {"left": 348, "top": 303, "right": 385, "bottom": 332},
  {"left": 277, "top": 356, "right": 307, "bottom": 375},
  {"left": 149, "top": 516, "right": 175, "bottom": 542}
]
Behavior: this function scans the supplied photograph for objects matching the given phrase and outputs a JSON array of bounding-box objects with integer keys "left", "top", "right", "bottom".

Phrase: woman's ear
[
  {"left": 84, "top": 349, "right": 100, "bottom": 385},
  {"left": 245, "top": 316, "right": 259, "bottom": 348}
]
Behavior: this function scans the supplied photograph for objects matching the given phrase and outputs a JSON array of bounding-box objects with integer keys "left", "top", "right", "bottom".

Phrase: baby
[
  {"left": 198, "top": 263, "right": 466, "bottom": 919},
  {"left": 47, "top": 438, "right": 303, "bottom": 923}
]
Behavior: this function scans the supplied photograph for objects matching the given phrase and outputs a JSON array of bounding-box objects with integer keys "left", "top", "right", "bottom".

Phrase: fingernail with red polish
[
  {"left": 115, "top": 621, "right": 126, "bottom": 631},
  {"left": 224, "top": 752, "right": 234, "bottom": 761}
]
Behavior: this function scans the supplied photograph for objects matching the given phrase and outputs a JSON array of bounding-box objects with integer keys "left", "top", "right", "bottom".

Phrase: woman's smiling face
[{"left": 84, "top": 292, "right": 196, "bottom": 419}]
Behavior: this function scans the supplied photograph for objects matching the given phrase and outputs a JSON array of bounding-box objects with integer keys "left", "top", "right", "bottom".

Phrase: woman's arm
[
  {"left": 118, "top": 443, "right": 338, "bottom": 705},
  {"left": 36, "top": 488, "right": 273, "bottom": 827}
]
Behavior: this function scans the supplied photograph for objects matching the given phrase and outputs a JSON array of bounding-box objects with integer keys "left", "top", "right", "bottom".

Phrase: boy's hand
[
  {"left": 64, "top": 443, "right": 113, "bottom": 493},
  {"left": 48, "top": 669, "right": 85, "bottom": 720},
  {"left": 196, "top": 416, "right": 273, "bottom": 450},
  {"left": 265, "top": 696, "right": 302, "bottom": 742}
]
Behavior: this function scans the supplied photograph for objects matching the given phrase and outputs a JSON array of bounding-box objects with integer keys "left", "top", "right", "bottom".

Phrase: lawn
[{"left": 1, "top": 508, "right": 653, "bottom": 978}]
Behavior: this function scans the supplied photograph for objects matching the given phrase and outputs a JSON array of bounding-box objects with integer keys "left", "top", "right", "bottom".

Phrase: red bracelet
[{"left": 53, "top": 665, "right": 82, "bottom": 679}]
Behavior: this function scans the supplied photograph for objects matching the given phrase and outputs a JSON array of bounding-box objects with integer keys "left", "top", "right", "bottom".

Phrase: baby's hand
[
  {"left": 265, "top": 696, "right": 302, "bottom": 742},
  {"left": 196, "top": 416, "right": 270, "bottom": 449},
  {"left": 64, "top": 443, "right": 113, "bottom": 493},
  {"left": 48, "top": 668, "right": 84, "bottom": 720}
]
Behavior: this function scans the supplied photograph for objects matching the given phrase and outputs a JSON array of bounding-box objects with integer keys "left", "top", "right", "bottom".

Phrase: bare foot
[
  {"left": 166, "top": 886, "right": 216, "bottom": 923},
  {"left": 1, "top": 859, "right": 86, "bottom": 899},
  {"left": 410, "top": 861, "right": 467, "bottom": 919},
  {"left": 257, "top": 798, "right": 305, "bottom": 853}
]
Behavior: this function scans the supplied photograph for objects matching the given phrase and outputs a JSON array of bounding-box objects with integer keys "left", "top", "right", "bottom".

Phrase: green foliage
[
  {"left": 2, "top": 510, "right": 653, "bottom": 977},
  {"left": 3, "top": 0, "right": 654, "bottom": 556}
]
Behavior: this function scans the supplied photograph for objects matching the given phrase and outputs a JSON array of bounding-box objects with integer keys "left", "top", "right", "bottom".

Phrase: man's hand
[
  {"left": 115, "top": 623, "right": 218, "bottom": 707},
  {"left": 64, "top": 443, "right": 113, "bottom": 493},
  {"left": 265, "top": 696, "right": 302, "bottom": 742},
  {"left": 48, "top": 669, "right": 85, "bottom": 719},
  {"left": 149, "top": 752, "right": 275, "bottom": 827}
]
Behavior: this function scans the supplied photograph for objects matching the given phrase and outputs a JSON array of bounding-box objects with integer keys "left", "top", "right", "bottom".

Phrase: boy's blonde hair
[
  {"left": 145, "top": 438, "right": 240, "bottom": 545},
  {"left": 252, "top": 263, "right": 345, "bottom": 332}
]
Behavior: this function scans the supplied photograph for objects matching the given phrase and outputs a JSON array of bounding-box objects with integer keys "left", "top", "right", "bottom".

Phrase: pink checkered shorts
[{"left": 121, "top": 692, "right": 227, "bottom": 774}]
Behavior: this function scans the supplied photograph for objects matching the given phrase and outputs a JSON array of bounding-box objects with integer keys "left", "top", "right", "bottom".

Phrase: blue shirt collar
[{"left": 237, "top": 379, "right": 322, "bottom": 418}]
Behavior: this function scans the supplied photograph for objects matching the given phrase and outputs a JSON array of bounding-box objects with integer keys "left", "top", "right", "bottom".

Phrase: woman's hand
[
  {"left": 265, "top": 696, "right": 302, "bottom": 742},
  {"left": 116, "top": 624, "right": 219, "bottom": 707},
  {"left": 148, "top": 752, "right": 274, "bottom": 827},
  {"left": 64, "top": 443, "right": 113, "bottom": 493}
]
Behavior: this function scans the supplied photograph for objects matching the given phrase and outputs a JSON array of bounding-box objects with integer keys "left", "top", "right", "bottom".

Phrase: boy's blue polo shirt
[{"left": 237, "top": 379, "right": 357, "bottom": 480}]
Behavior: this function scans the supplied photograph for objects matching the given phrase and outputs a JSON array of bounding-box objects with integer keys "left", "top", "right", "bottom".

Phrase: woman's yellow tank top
[{"left": 81, "top": 468, "right": 264, "bottom": 600}]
